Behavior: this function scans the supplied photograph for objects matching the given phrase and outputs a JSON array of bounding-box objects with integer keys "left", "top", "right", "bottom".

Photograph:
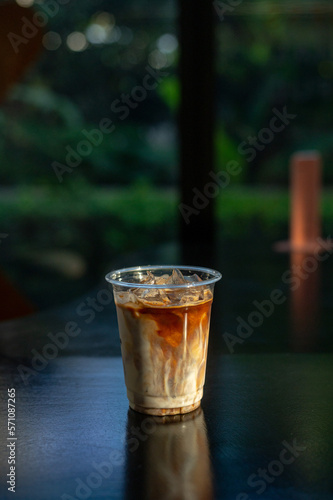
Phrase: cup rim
[{"left": 105, "top": 265, "right": 222, "bottom": 289}]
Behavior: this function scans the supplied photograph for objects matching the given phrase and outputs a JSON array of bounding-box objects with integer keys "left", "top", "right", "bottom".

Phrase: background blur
[{"left": 0, "top": 0, "right": 333, "bottom": 316}]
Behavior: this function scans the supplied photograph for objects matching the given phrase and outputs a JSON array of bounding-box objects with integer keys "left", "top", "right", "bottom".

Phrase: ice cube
[
  {"left": 185, "top": 273, "right": 202, "bottom": 283},
  {"left": 129, "top": 268, "right": 210, "bottom": 306},
  {"left": 171, "top": 269, "right": 187, "bottom": 285},
  {"left": 137, "top": 288, "right": 172, "bottom": 306},
  {"left": 140, "top": 270, "right": 156, "bottom": 284},
  {"left": 179, "top": 291, "right": 202, "bottom": 304},
  {"left": 155, "top": 274, "right": 172, "bottom": 285},
  {"left": 132, "top": 271, "right": 156, "bottom": 295}
]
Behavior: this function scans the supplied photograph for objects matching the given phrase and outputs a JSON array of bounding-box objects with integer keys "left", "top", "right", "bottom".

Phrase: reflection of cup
[
  {"left": 106, "top": 265, "right": 221, "bottom": 416},
  {"left": 125, "top": 407, "right": 214, "bottom": 500}
]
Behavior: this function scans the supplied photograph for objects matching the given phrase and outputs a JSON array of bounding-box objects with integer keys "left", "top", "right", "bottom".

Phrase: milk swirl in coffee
[{"left": 113, "top": 270, "right": 213, "bottom": 416}]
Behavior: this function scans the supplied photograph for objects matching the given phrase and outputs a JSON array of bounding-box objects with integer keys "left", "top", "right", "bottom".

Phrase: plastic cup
[{"left": 105, "top": 265, "right": 221, "bottom": 416}]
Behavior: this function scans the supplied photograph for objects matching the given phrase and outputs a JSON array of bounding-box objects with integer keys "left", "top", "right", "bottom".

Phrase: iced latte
[{"left": 106, "top": 266, "right": 221, "bottom": 416}]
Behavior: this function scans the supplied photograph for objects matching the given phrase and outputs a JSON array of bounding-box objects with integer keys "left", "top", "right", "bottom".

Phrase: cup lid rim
[{"left": 105, "top": 265, "right": 222, "bottom": 289}]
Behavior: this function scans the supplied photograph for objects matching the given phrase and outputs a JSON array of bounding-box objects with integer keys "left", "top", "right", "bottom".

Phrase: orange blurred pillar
[{"left": 290, "top": 151, "right": 322, "bottom": 252}]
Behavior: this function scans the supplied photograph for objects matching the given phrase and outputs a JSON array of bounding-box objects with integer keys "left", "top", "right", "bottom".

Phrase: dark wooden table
[{"left": 1, "top": 243, "right": 333, "bottom": 499}]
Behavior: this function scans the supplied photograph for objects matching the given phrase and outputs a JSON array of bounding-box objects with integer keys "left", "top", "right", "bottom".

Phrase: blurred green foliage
[
  {"left": 1, "top": 1, "right": 333, "bottom": 188},
  {"left": 1, "top": 1, "right": 333, "bottom": 307},
  {"left": 215, "top": 4, "right": 333, "bottom": 184},
  {"left": 1, "top": 184, "right": 333, "bottom": 245}
]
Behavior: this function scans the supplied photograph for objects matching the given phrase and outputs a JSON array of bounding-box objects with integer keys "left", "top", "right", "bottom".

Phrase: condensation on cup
[{"left": 106, "top": 265, "right": 222, "bottom": 416}]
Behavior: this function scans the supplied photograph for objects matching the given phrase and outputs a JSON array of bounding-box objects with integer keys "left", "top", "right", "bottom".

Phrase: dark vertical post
[{"left": 178, "top": 0, "right": 216, "bottom": 263}]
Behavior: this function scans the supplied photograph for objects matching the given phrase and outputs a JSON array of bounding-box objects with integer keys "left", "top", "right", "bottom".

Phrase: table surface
[{"left": 1, "top": 243, "right": 333, "bottom": 500}]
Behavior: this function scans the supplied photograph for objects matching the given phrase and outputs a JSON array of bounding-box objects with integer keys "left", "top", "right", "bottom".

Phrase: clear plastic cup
[{"left": 105, "top": 265, "right": 221, "bottom": 416}]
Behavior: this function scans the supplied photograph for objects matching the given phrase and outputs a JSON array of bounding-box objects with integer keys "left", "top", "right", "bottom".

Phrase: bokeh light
[
  {"left": 66, "top": 32, "right": 88, "bottom": 52},
  {"left": 94, "top": 12, "right": 115, "bottom": 28},
  {"left": 85, "top": 11, "right": 118, "bottom": 45},
  {"left": 15, "top": 0, "right": 34, "bottom": 7},
  {"left": 43, "top": 32, "right": 62, "bottom": 51},
  {"left": 108, "top": 26, "right": 122, "bottom": 44},
  {"left": 157, "top": 33, "right": 178, "bottom": 54},
  {"left": 86, "top": 24, "right": 109, "bottom": 44},
  {"left": 118, "top": 26, "right": 133, "bottom": 45},
  {"left": 148, "top": 49, "right": 168, "bottom": 69}
]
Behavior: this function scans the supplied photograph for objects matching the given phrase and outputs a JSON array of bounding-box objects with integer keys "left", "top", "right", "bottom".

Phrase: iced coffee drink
[{"left": 106, "top": 266, "right": 221, "bottom": 416}]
